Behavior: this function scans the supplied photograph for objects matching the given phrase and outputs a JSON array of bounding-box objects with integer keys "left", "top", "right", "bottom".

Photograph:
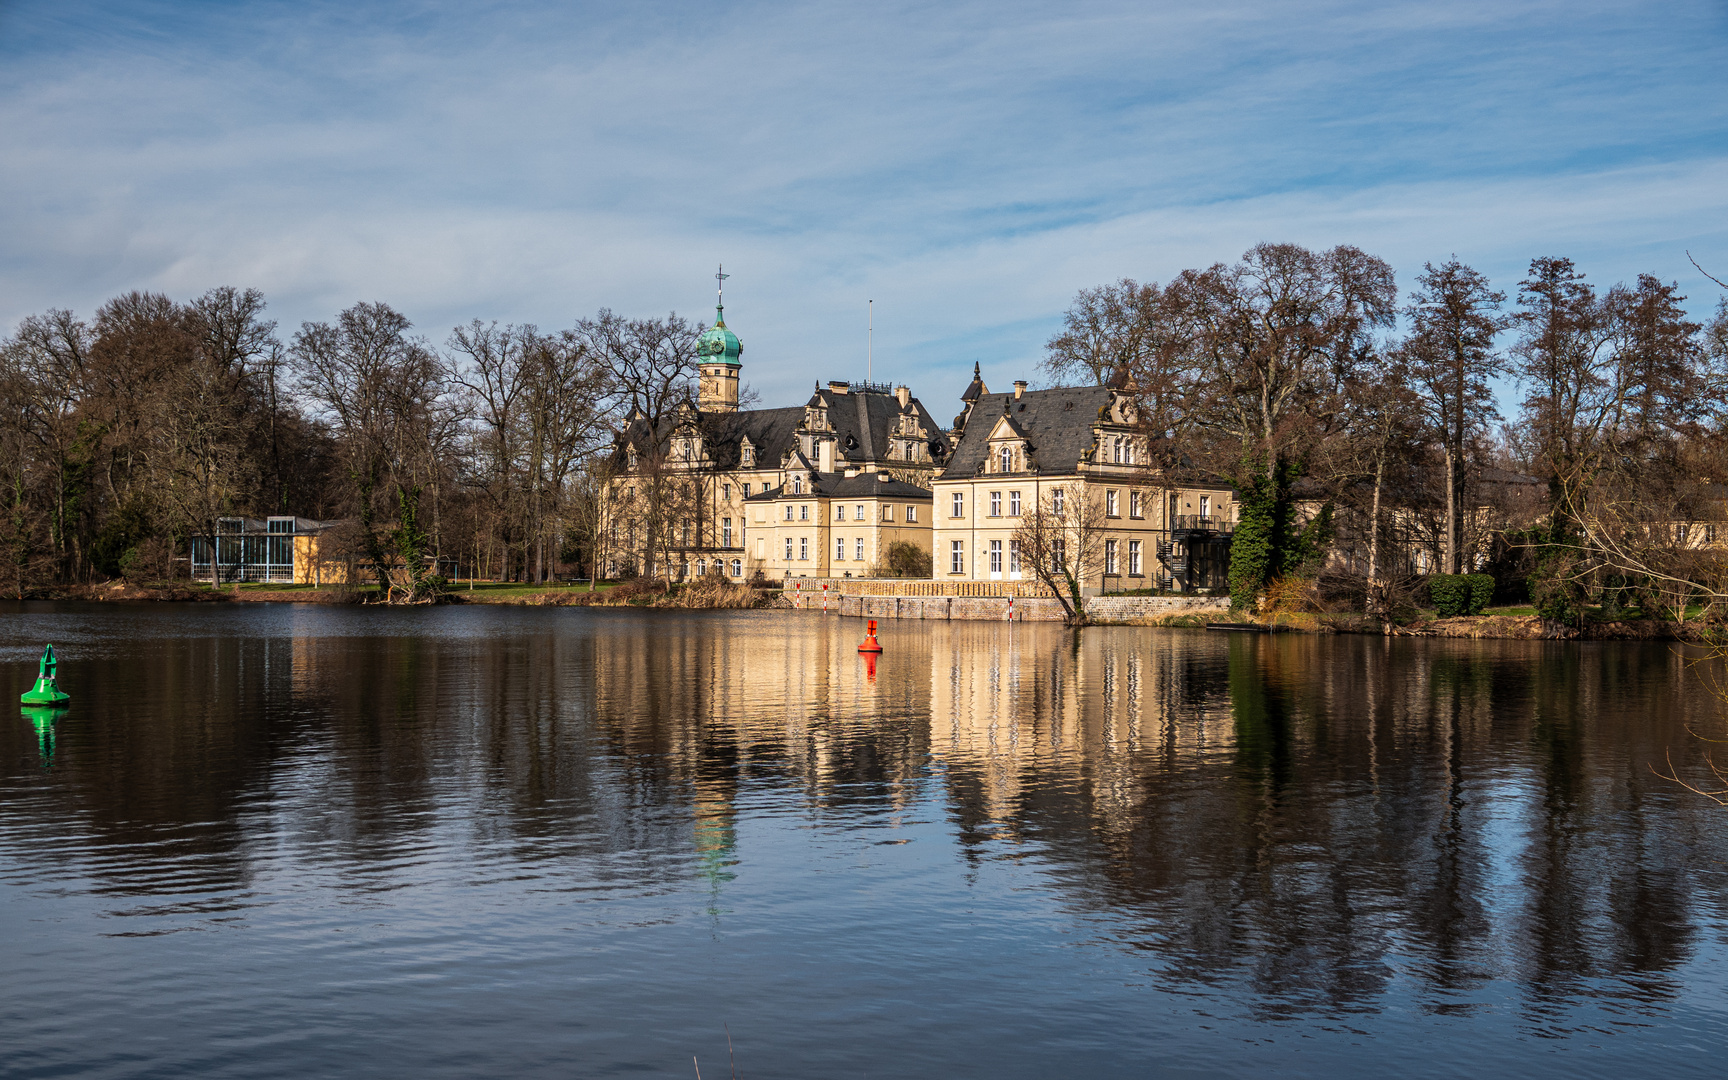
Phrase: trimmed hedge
[{"left": 1429, "top": 573, "right": 1495, "bottom": 617}]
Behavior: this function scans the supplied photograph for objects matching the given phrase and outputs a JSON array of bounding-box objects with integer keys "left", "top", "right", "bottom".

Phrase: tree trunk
[
  {"left": 1444, "top": 450, "right": 1459, "bottom": 575},
  {"left": 1367, "top": 453, "right": 1385, "bottom": 615}
]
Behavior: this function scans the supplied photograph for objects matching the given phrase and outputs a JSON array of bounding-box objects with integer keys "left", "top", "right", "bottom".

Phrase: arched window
[
  {"left": 999, "top": 447, "right": 1012, "bottom": 473},
  {"left": 792, "top": 476, "right": 803, "bottom": 495}
]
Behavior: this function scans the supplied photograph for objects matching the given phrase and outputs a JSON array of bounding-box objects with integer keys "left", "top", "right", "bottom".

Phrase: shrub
[
  {"left": 879, "top": 541, "right": 932, "bottom": 578},
  {"left": 1429, "top": 573, "right": 1494, "bottom": 617}
]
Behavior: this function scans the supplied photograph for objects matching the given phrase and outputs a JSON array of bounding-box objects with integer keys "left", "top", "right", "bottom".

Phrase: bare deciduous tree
[{"left": 1011, "top": 482, "right": 1106, "bottom": 625}]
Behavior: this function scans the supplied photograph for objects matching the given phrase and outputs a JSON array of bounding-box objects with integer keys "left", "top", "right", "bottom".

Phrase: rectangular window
[
  {"left": 952, "top": 492, "right": 965, "bottom": 518},
  {"left": 989, "top": 491, "right": 1001, "bottom": 517},
  {"left": 723, "top": 484, "right": 732, "bottom": 500},
  {"left": 1200, "top": 495, "right": 1211, "bottom": 520},
  {"left": 906, "top": 506, "right": 917, "bottom": 523},
  {"left": 800, "top": 537, "right": 809, "bottom": 561},
  {"left": 1052, "top": 538, "right": 1066, "bottom": 569},
  {"left": 837, "top": 504, "right": 846, "bottom": 521},
  {"left": 1107, "top": 490, "right": 1119, "bottom": 517},
  {"left": 989, "top": 540, "right": 1002, "bottom": 573},
  {"left": 1130, "top": 491, "right": 1143, "bottom": 519},
  {"left": 1052, "top": 489, "right": 1066, "bottom": 514},
  {"left": 1009, "top": 540, "right": 1021, "bottom": 573},
  {"left": 1010, "top": 490, "right": 1021, "bottom": 516},
  {"left": 785, "top": 537, "right": 794, "bottom": 560},
  {"left": 855, "top": 538, "right": 864, "bottom": 561},
  {"left": 883, "top": 504, "right": 895, "bottom": 522},
  {"left": 800, "top": 505, "right": 809, "bottom": 521},
  {"left": 722, "top": 518, "right": 732, "bottom": 547},
  {"left": 855, "top": 504, "right": 864, "bottom": 521},
  {"left": 1129, "top": 540, "right": 1142, "bottom": 576},
  {"left": 785, "top": 505, "right": 794, "bottom": 521},
  {"left": 1105, "top": 539, "right": 1118, "bottom": 574},
  {"left": 837, "top": 536, "right": 847, "bottom": 560},
  {"left": 731, "top": 559, "right": 741, "bottom": 577},
  {"left": 950, "top": 540, "right": 965, "bottom": 575}
]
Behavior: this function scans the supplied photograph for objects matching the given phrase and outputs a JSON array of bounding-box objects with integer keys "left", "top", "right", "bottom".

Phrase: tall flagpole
[{"left": 868, "top": 300, "right": 873, "bottom": 383}]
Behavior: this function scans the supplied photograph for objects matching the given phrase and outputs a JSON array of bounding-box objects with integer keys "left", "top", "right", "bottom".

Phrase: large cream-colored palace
[{"left": 601, "top": 293, "right": 1237, "bottom": 594}]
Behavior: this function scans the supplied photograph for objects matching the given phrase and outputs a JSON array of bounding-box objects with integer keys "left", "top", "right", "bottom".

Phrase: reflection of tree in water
[
  {"left": 919, "top": 628, "right": 1724, "bottom": 1021},
  {"left": 2, "top": 610, "right": 1723, "bottom": 1023}
]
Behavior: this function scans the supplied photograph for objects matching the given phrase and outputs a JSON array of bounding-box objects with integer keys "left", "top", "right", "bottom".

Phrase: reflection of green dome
[{"left": 697, "top": 305, "right": 742, "bottom": 367}]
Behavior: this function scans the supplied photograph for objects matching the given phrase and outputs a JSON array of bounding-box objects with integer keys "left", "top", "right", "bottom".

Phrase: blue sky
[{"left": 2, "top": 0, "right": 1725, "bottom": 410}]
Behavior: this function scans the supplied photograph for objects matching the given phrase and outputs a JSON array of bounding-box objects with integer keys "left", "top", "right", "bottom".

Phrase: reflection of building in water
[
  {"left": 926, "top": 624, "right": 1236, "bottom": 826},
  {"left": 590, "top": 614, "right": 934, "bottom": 817}
]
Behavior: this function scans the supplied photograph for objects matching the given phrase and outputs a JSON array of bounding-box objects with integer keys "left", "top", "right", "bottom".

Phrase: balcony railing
[{"left": 1171, "top": 515, "right": 1234, "bottom": 535}]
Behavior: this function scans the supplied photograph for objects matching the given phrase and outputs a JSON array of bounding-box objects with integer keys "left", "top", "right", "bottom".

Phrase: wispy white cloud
[{"left": 1, "top": 0, "right": 1724, "bottom": 406}]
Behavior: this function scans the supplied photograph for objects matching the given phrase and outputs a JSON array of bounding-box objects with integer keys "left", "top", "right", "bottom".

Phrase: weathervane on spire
[{"left": 715, "top": 264, "right": 729, "bottom": 320}]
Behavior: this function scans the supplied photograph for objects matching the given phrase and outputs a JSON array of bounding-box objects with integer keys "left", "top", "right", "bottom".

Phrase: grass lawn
[
  {"left": 453, "top": 581, "right": 618, "bottom": 603},
  {"left": 209, "top": 580, "right": 618, "bottom": 603}
]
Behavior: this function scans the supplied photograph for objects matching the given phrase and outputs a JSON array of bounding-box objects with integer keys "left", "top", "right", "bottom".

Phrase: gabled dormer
[
  {"left": 782, "top": 448, "right": 817, "bottom": 496},
  {"left": 739, "top": 435, "right": 756, "bottom": 469},
  {"left": 982, "top": 407, "right": 1033, "bottom": 475}
]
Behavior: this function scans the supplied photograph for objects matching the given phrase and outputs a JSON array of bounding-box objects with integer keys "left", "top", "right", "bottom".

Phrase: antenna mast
[{"left": 868, "top": 300, "right": 873, "bottom": 383}]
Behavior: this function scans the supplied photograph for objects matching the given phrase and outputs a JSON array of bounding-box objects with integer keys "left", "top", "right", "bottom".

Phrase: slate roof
[
  {"left": 940, "top": 386, "right": 1115, "bottom": 479},
  {"left": 617, "top": 388, "right": 950, "bottom": 470},
  {"left": 745, "top": 473, "right": 934, "bottom": 500}
]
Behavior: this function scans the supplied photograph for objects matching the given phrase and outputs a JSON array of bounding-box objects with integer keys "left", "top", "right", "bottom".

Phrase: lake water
[{"left": 2, "top": 603, "right": 1726, "bottom": 1078}]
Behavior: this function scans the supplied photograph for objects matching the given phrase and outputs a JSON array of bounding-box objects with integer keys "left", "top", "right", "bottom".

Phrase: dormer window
[
  {"left": 741, "top": 441, "right": 755, "bottom": 467},
  {"left": 998, "top": 446, "right": 1012, "bottom": 473},
  {"left": 792, "top": 476, "right": 803, "bottom": 495}
]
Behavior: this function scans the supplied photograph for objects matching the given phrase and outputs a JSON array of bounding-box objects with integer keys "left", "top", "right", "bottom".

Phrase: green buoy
[{"left": 20, "top": 644, "right": 69, "bottom": 706}]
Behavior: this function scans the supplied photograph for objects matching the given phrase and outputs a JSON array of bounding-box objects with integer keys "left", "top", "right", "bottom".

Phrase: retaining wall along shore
[{"left": 778, "top": 578, "right": 1226, "bottom": 622}]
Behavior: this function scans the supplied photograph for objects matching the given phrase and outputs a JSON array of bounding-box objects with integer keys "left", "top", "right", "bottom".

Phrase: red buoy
[{"left": 858, "top": 619, "right": 883, "bottom": 654}]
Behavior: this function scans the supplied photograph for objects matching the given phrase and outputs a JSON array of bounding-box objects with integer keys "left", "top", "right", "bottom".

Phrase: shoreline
[{"left": 11, "top": 581, "right": 1702, "bottom": 641}]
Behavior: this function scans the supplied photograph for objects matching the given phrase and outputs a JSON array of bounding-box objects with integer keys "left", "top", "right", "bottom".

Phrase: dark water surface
[{"left": 2, "top": 603, "right": 1726, "bottom": 1078}]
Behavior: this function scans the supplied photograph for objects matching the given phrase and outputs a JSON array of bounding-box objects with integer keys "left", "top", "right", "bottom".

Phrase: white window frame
[
  {"left": 989, "top": 539, "right": 1002, "bottom": 574},
  {"left": 907, "top": 505, "right": 917, "bottom": 523},
  {"left": 951, "top": 492, "right": 965, "bottom": 518},
  {"left": 950, "top": 540, "right": 965, "bottom": 575},
  {"left": 1129, "top": 540, "right": 1141, "bottom": 576},
  {"left": 855, "top": 537, "right": 864, "bottom": 561},
  {"left": 1107, "top": 490, "right": 1119, "bottom": 517},
  {"left": 989, "top": 491, "right": 1001, "bottom": 517},
  {"left": 837, "top": 536, "right": 847, "bottom": 560},
  {"left": 800, "top": 537, "right": 809, "bottom": 561},
  {"left": 785, "top": 537, "right": 794, "bottom": 559}
]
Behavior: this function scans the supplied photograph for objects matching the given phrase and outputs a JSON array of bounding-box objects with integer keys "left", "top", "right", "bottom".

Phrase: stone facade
[
  {"left": 930, "top": 373, "right": 1237, "bottom": 595},
  {"left": 602, "top": 301, "right": 951, "bottom": 583}
]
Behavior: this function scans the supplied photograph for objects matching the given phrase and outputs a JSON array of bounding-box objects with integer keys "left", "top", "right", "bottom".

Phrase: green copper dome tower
[{"left": 698, "top": 264, "right": 742, "bottom": 412}]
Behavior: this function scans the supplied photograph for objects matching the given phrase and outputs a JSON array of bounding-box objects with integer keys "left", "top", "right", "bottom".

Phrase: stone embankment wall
[{"left": 780, "top": 579, "right": 1226, "bottom": 623}]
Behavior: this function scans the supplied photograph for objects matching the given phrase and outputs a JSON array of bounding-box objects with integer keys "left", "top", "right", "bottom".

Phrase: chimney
[
  {"left": 828, "top": 380, "right": 850, "bottom": 395},
  {"left": 895, "top": 385, "right": 910, "bottom": 408},
  {"left": 1013, "top": 380, "right": 1027, "bottom": 399}
]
